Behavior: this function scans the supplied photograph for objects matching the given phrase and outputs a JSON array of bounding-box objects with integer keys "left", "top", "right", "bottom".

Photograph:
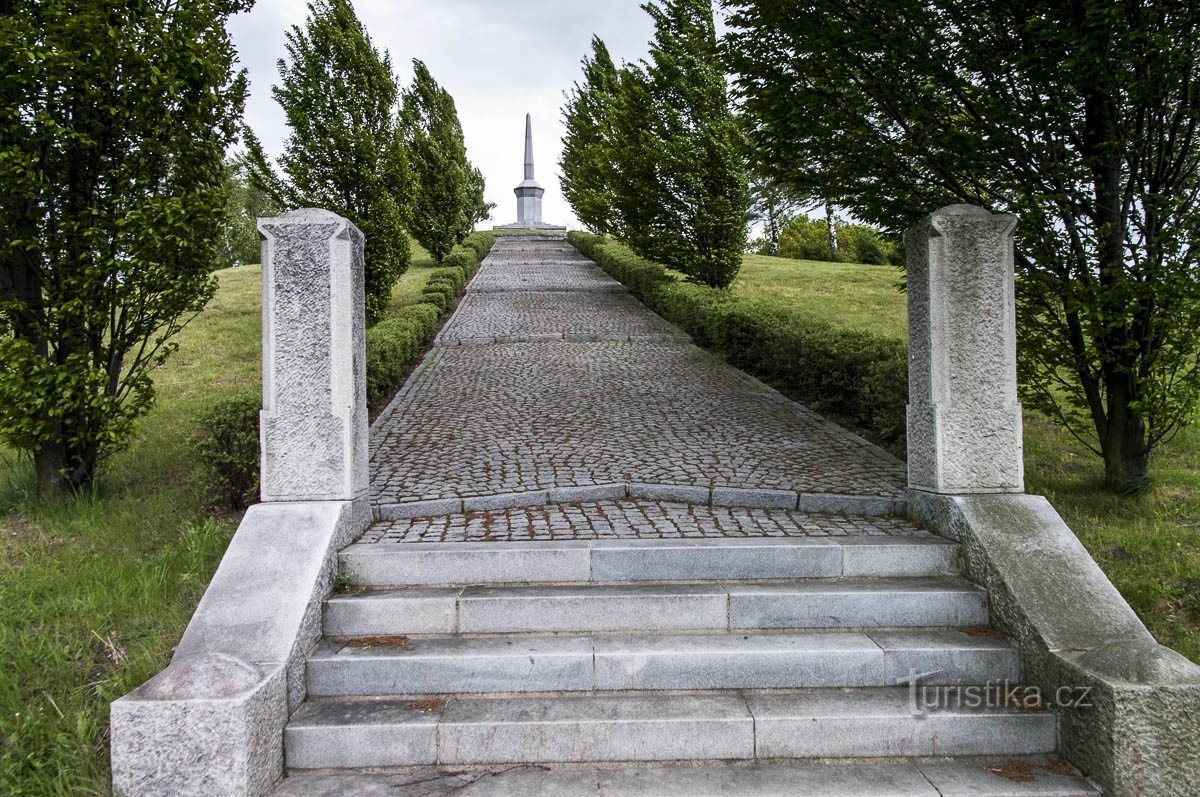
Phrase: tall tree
[
  {"left": 560, "top": 36, "right": 623, "bottom": 236},
  {"left": 726, "top": 0, "right": 1200, "bottom": 493},
  {"left": 244, "top": 0, "right": 409, "bottom": 323},
  {"left": 0, "top": 0, "right": 250, "bottom": 494},
  {"left": 400, "top": 60, "right": 486, "bottom": 263},
  {"left": 609, "top": 0, "right": 749, "bottom": 288}
]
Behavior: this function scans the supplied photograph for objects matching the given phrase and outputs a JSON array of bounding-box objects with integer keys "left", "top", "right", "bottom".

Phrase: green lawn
[{"left": 733, "top": 253, "right": 1200, "bottom": 663}]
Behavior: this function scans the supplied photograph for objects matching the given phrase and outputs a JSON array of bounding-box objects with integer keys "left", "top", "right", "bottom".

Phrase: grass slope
[{"left": 732, "top": 254, "right": 1200, "bottom": 663}]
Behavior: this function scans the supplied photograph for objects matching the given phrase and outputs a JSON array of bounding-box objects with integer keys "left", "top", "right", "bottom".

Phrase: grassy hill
[{"left": 735, "top": 254, "right": 1200, "bottom": 664}]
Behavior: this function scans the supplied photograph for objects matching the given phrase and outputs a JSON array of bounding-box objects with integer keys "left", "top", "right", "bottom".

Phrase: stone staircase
[{"left": 274, "top": 502, "right": 1098, "bottom": 795}]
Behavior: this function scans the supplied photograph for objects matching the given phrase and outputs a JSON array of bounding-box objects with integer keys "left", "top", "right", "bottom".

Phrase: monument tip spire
[{"left": 524, "top": 113, "right": 535, "bottom": 181}]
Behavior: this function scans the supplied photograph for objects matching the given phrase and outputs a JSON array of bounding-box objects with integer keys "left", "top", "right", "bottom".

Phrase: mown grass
[
  {"left": 387, "top": 241, "right": 437, "bottom": 311},
  {"left": 733, "top": 253, "right": 1200, "bottom": 663}
]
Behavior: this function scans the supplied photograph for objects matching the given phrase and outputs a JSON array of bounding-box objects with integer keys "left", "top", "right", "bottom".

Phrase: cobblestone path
[{"left": 370, "top": 236, "right": 907, "bottom": 520}]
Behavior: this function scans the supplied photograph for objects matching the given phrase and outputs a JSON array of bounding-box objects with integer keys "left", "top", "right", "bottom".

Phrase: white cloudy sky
[{"left": 228, "top": 0, "right": 661, "bottom": 229}]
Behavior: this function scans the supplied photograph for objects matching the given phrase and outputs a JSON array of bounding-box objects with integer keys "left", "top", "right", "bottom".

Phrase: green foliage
[
  {"left": 400, "top": 61, "right": 492, "bottom": 263},
  {"left": 571, "top": 232, "right": 907, "bottom": 447},
  {"left": 192, "top": 391, "right": 260, "bottom": 510},
  {"left": 217, "top": 156, "right": 280, "bottom": 269},
  {"left": 461, "top": 230, "right": 495, "bottom": 259},
  {"left": 0, "top": 0, "right": 251, "bottom": 494},
  {"left": 561, "top": 1, "right": 748, "bottom": 287},
  {"left": 560, "top": 37, "right": 624, "bottom": 236},
  {"left": 243, "top": 0, "right": 411, "bottom": 324},
  {"left": 725, "top": 0, "right": 1200, "bottom": 492},
  {"left": 776, "top": 216, "right": 898, "bottom": 266}
]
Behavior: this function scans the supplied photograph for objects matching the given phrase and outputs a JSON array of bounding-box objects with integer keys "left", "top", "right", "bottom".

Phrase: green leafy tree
[
  {"left": 400, "top": 60, "right": 489, "bottom": 263},
  {"left": 218, "top": 155, "right": 280, "bottom": 269},
  {"left": 560, "top": 36, "right": 623, "bottom": 236},
  {"left": 609, "top": 0, "right": 748, "bottom": 288},
  {"left": 244, "top": 0, "right": 410, "bottom": 323},
  {"left": 726, "top": 0, "right": 1200, "bottom": 492},
  {"left": 0, "top": 0, "right": 250, "bottom": 495}
]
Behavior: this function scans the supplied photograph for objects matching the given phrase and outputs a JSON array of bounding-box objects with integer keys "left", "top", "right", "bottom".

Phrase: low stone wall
[{"left": 910, "top": 491, "right": 1200, "bottom": 796}]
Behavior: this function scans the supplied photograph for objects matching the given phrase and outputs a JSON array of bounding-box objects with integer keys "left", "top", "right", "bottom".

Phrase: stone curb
[
  {"left": 434, "top": 333, "right": 693, "bottom": 347},
  {"left": 374, "top": 483, "right": 906, "bottom": 521}
]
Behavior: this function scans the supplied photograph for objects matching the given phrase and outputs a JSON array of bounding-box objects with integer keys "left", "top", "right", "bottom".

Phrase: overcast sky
[{"left": 228, "top": 0, "right": 661, "bottom": 229}]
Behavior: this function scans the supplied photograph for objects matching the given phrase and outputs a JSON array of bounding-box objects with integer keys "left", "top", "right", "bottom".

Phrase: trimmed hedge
[
  {"left": 364, "top": 235, "right": 493, "bottom": 406},
  {"left": 569, "top": 231, "right": 908, "bottom": 450}
]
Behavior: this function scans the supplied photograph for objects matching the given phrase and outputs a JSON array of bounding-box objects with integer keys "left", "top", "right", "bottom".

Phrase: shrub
[
  {"left": 568, "top": 231, "right": 909, "bottom": 450},
  {"left": 462, "top": 230, "right": 494, "bottom": 259},
  {"left": 365, "top": 309, "right": 439, "bottom": 404},
  {"left": 442, "top": 248, "right": 477, "bottom": 274},
  {"left": 193, "top": 390, "right": 261, "bottom": 510}
]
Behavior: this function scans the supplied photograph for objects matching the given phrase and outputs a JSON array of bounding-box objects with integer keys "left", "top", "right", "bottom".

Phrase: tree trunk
[
  {"left": 1101, "top": 380, "right": 1151, "bottom": 493},
  {"left": 825, "top": 203, "right": 837, "bottom": 257},
  {"left": 35, "top": 440, "right": 69, "bottom": 496}
]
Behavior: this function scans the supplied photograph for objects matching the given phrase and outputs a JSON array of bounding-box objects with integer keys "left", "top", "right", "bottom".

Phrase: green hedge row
[
  {"left": 568, "top": 231, "right": 908, "bottom": 450},
  {"left": 365, "top": 230, "right": 494, "bottom": 405},
  {"left": 197, "top": 231, "right": 495, "bottom": 509}
]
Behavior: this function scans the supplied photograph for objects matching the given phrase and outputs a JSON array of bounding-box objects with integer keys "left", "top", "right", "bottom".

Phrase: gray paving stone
[
  {"left": 596, "top": 759, "right": 941, "bottom": 796},
  {"left": 307, "top": 636, "right": 594, "bottom": 696},
  {"left": 437, "top": 693, "right": 754, "bottom": 764},
  {"left": 747, "top": 689, "right": 1057, "bottom": 759},
  {"left": 838, "top": 536, "right": 960, "bottom": 577},
  {"left": 456, "top": 583, "right": 729, "bottom": 633},
  {"left": 462, "top": 489, "right": 548, "bottom": 512},
  {"left": 284, "top": 698, "right": 440, "bottom": 769},
  {"left": 340, "top": 541, "right": 592, "bottom": 586},
  {"left": 711, "top": 486, "right": 798, "bottom": 509},
  {"left": 370, "top": 341, "right": 905, "bottom": 505},
  {"left": 324, "top": 588, "right": 459, "bottom": 635},
  {"left": 868, "top": 629, "right": 1021, "bottom": 686},
  {"left": 358, "top": 499, "right": 931, "bottom": 544},
  {"left": 589, "top": 537, "right": 845, "bottom": 581},
  {"left": 727, "top": 578, "right": 988, "bottom": 629},
  {"left": 593, "top": 631, "right": 886, "bottom": 690},
  {"left": 915, "top": 757, "right": 1099, "bottom": 796},
  {"left": 798, "top": 492, "right": 899, "bottom": 516},
  {"left": 547, "top": 483, "right": 627, "bottom": 503},
  {"left": 378, "top": 498, "right": 464, "bottom": 520}
]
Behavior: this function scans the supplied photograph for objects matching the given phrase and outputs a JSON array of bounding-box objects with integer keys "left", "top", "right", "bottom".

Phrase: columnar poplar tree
[
  {"left": 399, "top": 60, "right": 489, "bottom": 263},
  {"left": 560, "top": 36, "right": 623, "bottom": 237},
  {"left": 611, "top": 0, "right": 748, "bottom": 288},
  {"left": 725, "top": 0, "right": 1200, "bottom": 492},
  {"left": 0, "top": 0, "right": 250, "bottom": 494},
  {"left": 244, "top": 0, "right": 410, "bottom": 324}
]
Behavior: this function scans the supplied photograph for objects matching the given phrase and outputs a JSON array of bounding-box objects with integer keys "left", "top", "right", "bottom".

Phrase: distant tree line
[{"left": 244, "top": 0, "right": 492, "bottom": 324}]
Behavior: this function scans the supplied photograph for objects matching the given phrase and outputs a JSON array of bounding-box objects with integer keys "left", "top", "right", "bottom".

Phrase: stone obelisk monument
[{"left": 497, "top": 113, "right": 565, "bottom": 231}]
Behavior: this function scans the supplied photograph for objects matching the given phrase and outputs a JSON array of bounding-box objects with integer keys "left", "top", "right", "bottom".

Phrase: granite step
[
  {"left": 305, "top": 628, "right": 1017, "bottom": 696},
  {"left": 273, "top": 757, "right": 1098, "bottom": 796},
  {"left": 284, "top": 688, "right": 1057, "bottom": 769},
  {"left": 339, "top": 535, "right": 960, "bottom": 588},
  {"left": 324, "top": 577, "right": 988, "bottom": 636}
]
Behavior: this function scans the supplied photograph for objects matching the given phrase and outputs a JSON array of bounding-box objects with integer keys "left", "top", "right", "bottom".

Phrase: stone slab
[
  {"left": 283, "top": 697, "right": 441, "bottom": 769},
  {"left": 593, "top": 631, "right": 886, "bottom": 690},
  {"left": 340, "top": 541, "right": 592, "bottom": 587},
  {"left": 306, "top": 636, "right": 594, "bottom": 696},
  {"left": 727, "top": 578, "right": 988, "bottom": 629},
  {"left": 867, "top": 629, "right": 1021, "bottom": 686},
  {"left": 456, "top": 583, "right": 729, "bottom": 633},
  {"left": 324, "top": 588, "right": 460, "bottom": 635},
  {"left": 437, "top": 693, "right": 754, "bottom": 763}
]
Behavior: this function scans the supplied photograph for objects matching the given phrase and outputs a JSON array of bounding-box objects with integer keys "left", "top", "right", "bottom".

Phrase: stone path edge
[{"left": 374, "top": 483, "right": 908, "bottom": 521}]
